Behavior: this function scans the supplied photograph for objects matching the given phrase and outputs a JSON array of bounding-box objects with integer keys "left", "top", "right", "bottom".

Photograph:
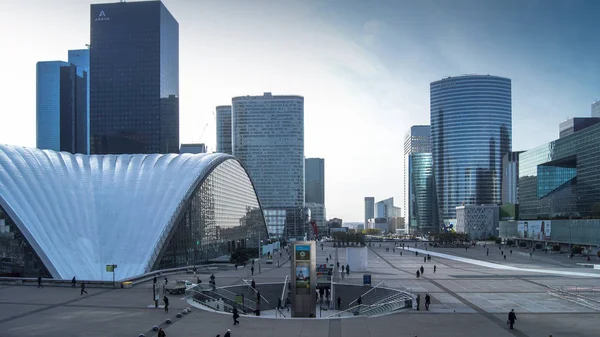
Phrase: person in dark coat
[
  {"left": 337, "top": 296, "right": 342, "bottom": 309},
  {"left": 508, "top": 309, "right": 517, "bottom": 329},
  {"left": 37, "top": 276, "right": 43, "bottom": 288},
  {"left": 80, "top": 282, "right": 87, "bottom": 295},
  {"left": 163, "top": 295, "right": 169, "bottom": 312},
  {"left": 420, "top": 266, "right": 424, "bottom": 274},
  {"left": 425, "top": 294, "right": 431, "bottom": 311},
  {"left": 157, "top": 328, "right": 166, "bottom": 337},
  {"left": 224, "top": 329, "right": 231, "bottom": 337},
  {"left": 71, "top": 276, "right": 77, "bottom": 288},
  {"left": 416, "top": 294, "right": 421, "bottom": 310},
  {"left": 232, "top": 307, "right": 240, "bottom": 325},
  {"left": 346, "top": 264, "right": 350, "bottom": 275}
]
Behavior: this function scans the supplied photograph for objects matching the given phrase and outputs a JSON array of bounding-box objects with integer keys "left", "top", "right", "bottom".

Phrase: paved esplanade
[{"left": 1, "top": 242, "right": 599, "bottom": 337}]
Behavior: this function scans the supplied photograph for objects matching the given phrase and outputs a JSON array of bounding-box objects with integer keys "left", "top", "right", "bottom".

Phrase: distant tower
[
  {"left": 216, "top": 105, "right": 232, "bottom": 154},
  {"left": 364, "top": 197, "right": 374, "bottom": 228}
]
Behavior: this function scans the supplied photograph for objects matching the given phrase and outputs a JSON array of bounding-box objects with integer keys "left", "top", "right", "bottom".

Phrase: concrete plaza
[{"left": 0, "top": 242, "right": 599, "bottom": 336}]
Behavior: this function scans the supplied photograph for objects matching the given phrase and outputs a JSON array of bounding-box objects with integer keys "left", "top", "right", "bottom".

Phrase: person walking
[
  {"left": 507, "top": 309, "right": 517, "bottom": 330},
  {"left": 251, "top": 279, "right": 256, "bottom": 289},
  {"left": 157, "top": 327, "right": 167, "bottom": 337},
  {"left": 251, "top": 266, "right": 255, "bottom": 276},
  {"left": 37, "top": 276, "right": 43, "bottom": 288},
  {"left": 416, "top": 294, "right": 421, "bottom": 310},
  {"left": 232, "top": 307, "right": 240, "bottom": 325},
  {"left": 71, "top": 276, "right": 77, "bottom": 288},
  {"left": 424, "top": 256, "right": 427, "bottom": 263},
  {"left": 80, "top": 282, "right": 87, "bottom": 295},
  {"left": 434, "top": 265, "right": 437, "bottom": 273},
  {"left": 425, "top": 294, "right": 431, "bottom": 311},
  {"left": 416, "top": 270, "right": 420, "bottom": 278},
  {"left": 346, "top": 264, "right": 350, "bottom": 275},
  {"left": 224, "top": 329, "right": 231, "bottom": 337},
  {"left": 337, "top": 296, "right": 342, "bottom": 310},
  {"left": 163, "top": 295, "right": 169, "bottom": 313},
  {"left": 420, "top": 266, "right": 424, "bottom": 274}
]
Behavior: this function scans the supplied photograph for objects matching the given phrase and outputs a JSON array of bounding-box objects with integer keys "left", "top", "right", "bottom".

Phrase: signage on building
[
  {"left": 363, "top": 274, "right": 372, "bottom": 286},
  {"left": 95, "top": 10, "right": 110, "bottom": 22}
]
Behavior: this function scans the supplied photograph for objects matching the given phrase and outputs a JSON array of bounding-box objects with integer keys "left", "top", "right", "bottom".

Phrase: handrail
[
  {"left": 281, "top": 275, "right": 289, "bottom": 303},
  {"left": 191, "top": 290, "right": 236, "bottom": 312},
  {"left": 348, "top": 280, "right": 387, "bottom": 306},
  {"left": 189, "top": 285, "right": 256, "bottom": 313},
  {"left": 326, "top": 293, "right": 410, "bottom": 318},
  {"left": 326, "top": 303, "right": 369, "bottom": 318},
  {"left": 242, "top": 279, "right": 270, "bottom": 304},
  {"left": 276, "top": 307, "right": 287, "bottom": 317},
  {"left": 210, "top": 286, "right": 258, "bottom": 308}
]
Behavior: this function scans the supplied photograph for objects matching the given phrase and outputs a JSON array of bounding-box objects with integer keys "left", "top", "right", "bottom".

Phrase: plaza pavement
[{"left": 0, "top": 242, "right": 599, "bottom": 336}]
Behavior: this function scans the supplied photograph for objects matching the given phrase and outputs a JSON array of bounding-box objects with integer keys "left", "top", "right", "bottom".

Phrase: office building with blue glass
[
  {"left": 90, "top": 1, "right": 179, "bottom": 154},
  {"left": 431, "top": 75, "right": 512, "bottom": 224},
  {"left": 36, "top": 60, "right": 88, "bottom": 154},
  {"left": 216, "top": 105, "right": 232, "bottom": 154},
  {"left": 404, "top": 125, "right": 438, "bottom": 234}
]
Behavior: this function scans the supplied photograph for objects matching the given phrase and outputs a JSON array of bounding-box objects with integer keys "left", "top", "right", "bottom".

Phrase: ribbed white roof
[{"left": 0, "top": 145, "right": 232, "bottom": 281}]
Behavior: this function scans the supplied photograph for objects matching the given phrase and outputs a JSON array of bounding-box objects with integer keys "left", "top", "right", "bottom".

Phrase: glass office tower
[
  {"left": 232, "top": 92, "right": 304, "bottom": 238},
  {"left": 68, "top": 49, "right": 90, "bottom": 153},
  {"left": 90, "top": 1, "right": 179, "bottom": 154},
  {"left": 216, "top": 105, "right": 232, "bottom": 154},
  {"left": 431, "top": 75, "right": 512, "bottom": 223},
  {"left": 305, "top": 158, "right": 325, "bottom": 204},
  {"left": 36, "top": 61, "right": 88, "bottom": 154}
]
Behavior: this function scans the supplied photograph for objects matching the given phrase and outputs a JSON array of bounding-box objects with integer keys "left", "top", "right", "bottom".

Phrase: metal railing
[
  {"left": 348, "top": 280, "right": 387, "bottom": 306},
  {"left": 281, "top": 275, "right": 289, "bottom": 303},
  {"left": 547, "top": 287, "right": 600, "bottom": 311},
  {"left": 187, "top": 284, "right": 256, "bottom": 313},
  {"left": 242, "top": 279, "right": 270, "bottom": 304},
  {"left": 326, "top": 292, "right": 411, "bottom": 318}
]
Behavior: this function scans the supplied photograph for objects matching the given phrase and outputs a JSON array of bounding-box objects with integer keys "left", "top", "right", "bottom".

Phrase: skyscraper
[
  {"left": 68, "top": 49, "right": 90, "bottom": 153},
  {"left": 364, "top": 197, "right": 374, "bottom": 228},
  {"left": 501, "top": 151, "right": 521, "bottom": 205},
  {"left": 90, "top": 1, "right": 179, "bottom": 154},
  {"left": 592, "top": 101, "right": 600, "bottom": 118},
  {"left": 232, "top": 92, "right": 304, "bottom": 238},
  {"left": 305, "top": 158, "right": 325, "bottom": 204},
  {"left": 403, "top": 125, "right": 436, "bottom": 233},
  {"left": 305, "top": 158, "right": 325, "bottom": 235},
  {"left": 216, "top": 105, "right": 232, "bottom": 154},
  {"left": 36, "top": 61, "right": 88, "bottom": 154},
  {"left": 431, "top": 75, "right": 511, "bottom": 223}
]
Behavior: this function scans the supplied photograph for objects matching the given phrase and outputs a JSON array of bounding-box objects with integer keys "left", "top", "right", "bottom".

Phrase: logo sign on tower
[{"left": 95, "top": 10, "right": 110, "bottom": 22}]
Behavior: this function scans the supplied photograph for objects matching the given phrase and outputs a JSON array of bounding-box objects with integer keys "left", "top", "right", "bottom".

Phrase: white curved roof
[{"left": 0, "top": 145, "right": 234, "bottom": 281}]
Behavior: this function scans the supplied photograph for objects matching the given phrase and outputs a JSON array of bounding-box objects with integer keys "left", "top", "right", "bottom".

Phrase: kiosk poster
[
  {"left": 295, "top": 264, "right": 310, "bottom": 294},
  {"left": 295, "top": 245, "right": 310, "bottom": 260}
]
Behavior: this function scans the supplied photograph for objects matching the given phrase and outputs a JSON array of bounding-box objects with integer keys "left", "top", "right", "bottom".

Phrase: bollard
[
  {"left": 152, "top": 326, "right": 159, "bottom": 331},
  {"left": 176, "top": 313, "right": 182, "bottom": 318},
  {"left": 165, "top": 319, "right": 172, "bottom": 324}
]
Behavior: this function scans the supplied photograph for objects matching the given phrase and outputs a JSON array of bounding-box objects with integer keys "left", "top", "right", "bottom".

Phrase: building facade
[
  {"left": 0, "top": 145, "right": 267, "bottom": 280},
  {"left": 431, "top": 75, "right": 512, "bottom": 223},
  {"left": 306, "top": 202, "right": 326, "bottom": 236},
  {"left": 592, "top": 101, "right": 600, "bottom": 118},
  {"left": 90, "top": 1, "right": 179, "bottom": 154},
  {"left": 407, "top": 153, "right": 438, "bottom": 234},
  {"left": 501, "top": 151, "right": 521, "bottom": 204},
  {"left": 305, "top": 158, "right": 325, "bottom": 204},
  {"left": 558, "top": 117, "right": 600, "bottom": 138},
  {"left": 68, "top": 49, "right": 90, "bottom": 153},
  {"left": 455, "top": 205, "right": 499, "bottom": 240},
  {"left": 36, "top": 61, "right": 88, "bottom": 154},
  {"left": 216, "top": 105, "right": 232, "bottom": 154},
  {"left": 404, "top": 125, "right": 437, "bottom": 234},
  {"left": 179, "top": 143, "right": 207, "bottom": 154},
  {"left": 232, "top": 92, "right": 304, "bottom": 238},
  {"left": 364, "top": 197, "right": 375, "bottom": 228},
  {"left": 376, "top": 197, "right": 400, "bottom": 218},
  {"left": 518, "top": 122, "right": 600, "bottom": 220}
]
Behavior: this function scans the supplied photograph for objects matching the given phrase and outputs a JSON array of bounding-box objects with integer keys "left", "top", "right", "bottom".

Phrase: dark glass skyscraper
[
  {"left": 90, "top": 1, "right": 179, "bottom": 154},
  {"left": 431, "top": 75, "right": 511, "bottom": 223}
]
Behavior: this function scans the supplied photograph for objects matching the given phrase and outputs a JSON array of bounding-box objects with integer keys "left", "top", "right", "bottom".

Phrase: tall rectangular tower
[
  {"left": 68, "top": 49, "right": 90, "bottom": 153},
  {"left": 232, "top": 93, "right": 304, "bottom": 238},
  {"left": 90, "top": 1, "right": 179, "bottom": 154},
  {"left": 216, "top": 105, "right": 232, "bottom": 154},
  {"left": 364, "top": 197, "right": 374, "bottom": 228},
  {"left": 403, "top": 125, "right": 437, "bottom": 233},
  {"left": 36, "top": 61, "right": 88, "bottom": 154},
  {"left": 592, "top": 101, "right": 600, "bottom": 118},
  {"left": 305, "top": 158, "right": 324, "bottom": 204}
]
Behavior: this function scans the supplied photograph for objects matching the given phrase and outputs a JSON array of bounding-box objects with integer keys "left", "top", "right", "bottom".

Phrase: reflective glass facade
[
  {"left": 364, "top": 197, "right": 374, "bottom": 227},
  {"left": 408, "top": 153, "right": 438, "bottom": 234},
  {"left": 90, "top": 1, "right": 179, "bottom": 154},
  {"left": 36, "top": 61, "right": 88, "bottom": 154},
  {"left": 403, "top": 125, "right": 432, "bottom": 232},
  {"left": 431, "top": 75, "right": 512, "bottom": 222},
  {"left": 518, "top": 123, "right": 600, "bottom": 219},
  {"left": 0, "top": 206, "right": 51, "bottom": 278},
  {"left": 216, "top": 105, "right": 232, "bottom": 154},
  {"left": 156, "top": 159, "right": 267, "bottom": 269},
  {"left": 232, "top": 93, "right": 304, "bottom": 212},
  {"left": 68, "top": 49, "right": 90, "bottom": 153}
]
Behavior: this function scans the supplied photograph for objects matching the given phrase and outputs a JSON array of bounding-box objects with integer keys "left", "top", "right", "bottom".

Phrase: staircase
[{"left": 333, "top": 284, "right": 400, "bottom": 310}]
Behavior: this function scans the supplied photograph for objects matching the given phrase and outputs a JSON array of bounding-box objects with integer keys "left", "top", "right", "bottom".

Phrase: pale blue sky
[{"left": 0, "top": 0, "right": 598, "bottom": 222}]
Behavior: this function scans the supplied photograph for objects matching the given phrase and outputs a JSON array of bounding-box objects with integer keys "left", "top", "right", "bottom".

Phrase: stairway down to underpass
[{"left": 333, "top": 283, "right": 401, "bottom": 310}]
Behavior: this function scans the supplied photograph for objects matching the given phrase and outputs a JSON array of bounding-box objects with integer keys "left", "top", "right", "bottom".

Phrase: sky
[{"left": 0, "top": 0, "right": 599, "bottom": 222}]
